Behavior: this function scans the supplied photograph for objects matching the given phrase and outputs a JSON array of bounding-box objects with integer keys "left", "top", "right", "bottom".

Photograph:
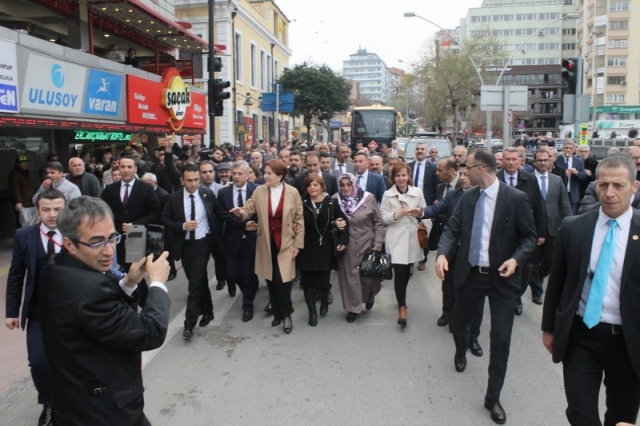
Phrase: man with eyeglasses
[
  {"left": 530, "top": 149, "right": 572, "bottom": 305},
  {"left": 6, "top": 189, "right": 66, "bottom": 426},
  {"left": 41, "top": 196, "right": 170, "bottom": 425}
]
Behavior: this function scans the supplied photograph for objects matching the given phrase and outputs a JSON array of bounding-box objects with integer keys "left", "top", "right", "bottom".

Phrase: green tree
[{"left": 277, "top": 62, "right": 351, "bottom": 142}]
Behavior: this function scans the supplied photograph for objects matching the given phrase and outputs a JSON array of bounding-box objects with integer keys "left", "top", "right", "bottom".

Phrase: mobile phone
[
  {"left": 146, "top": 224, "right": 164, "bottom": 260},
  {"left": 125, "top": 225, "right": 147, "bottom": 263}
]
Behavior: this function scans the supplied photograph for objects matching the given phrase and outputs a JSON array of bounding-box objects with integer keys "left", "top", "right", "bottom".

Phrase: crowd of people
[{"left": 6, "top": 134, "right": 640, "bottom": 425}]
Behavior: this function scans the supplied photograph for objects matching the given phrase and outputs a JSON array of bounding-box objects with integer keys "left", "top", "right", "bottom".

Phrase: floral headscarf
[{"left": 337, "top": 173, "right": 367, "bottom": 216}]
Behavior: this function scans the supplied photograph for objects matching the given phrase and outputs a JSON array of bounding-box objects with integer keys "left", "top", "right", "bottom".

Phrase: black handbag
[{"left": 359, "top": 248, "right": 392, "bottom": 280}]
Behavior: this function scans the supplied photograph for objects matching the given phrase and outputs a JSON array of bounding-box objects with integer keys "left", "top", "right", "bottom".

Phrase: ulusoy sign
[
  {"left": 0, "top": 39, "right": 19, "bottom": 113},
  {"left": 17, "top": 51, "right": 125, "bottom": 120}
]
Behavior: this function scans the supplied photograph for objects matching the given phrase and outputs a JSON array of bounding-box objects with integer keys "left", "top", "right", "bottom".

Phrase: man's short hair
[
  {"left": 471, "top": 148, "right": 497, "bottom": 172},
  {"left": 198, "top": 160, "right": 215, "bottom": 171},
  {"left": 47, "top": 161, "right": 65, "bottom": 173},
  {"left": 304, "top": 151, "right": 319, "bottom": 161},
  {"left": 141, "top": 172, "right": 157, "bottom": 183},
  {"left": 182, "top": 162, "right": 199, "bottom": 176},
  {"left": 596, "top": 154, "right": 636, "bottom": 182},
  {"left": 36, "top": 189, "right": 66, "bottom": 209},
  {"left": 57, "top": 196, "right": 113, "bottom": 242},
  {"left": 319, "top": 151, "right": 331, "bottom": 160},
  {"left": 533, "top": 149, "right": 550, "bottom": 160},
  {"left": 353, "top": 150, "right": 368, "bottom": 160},
  {"left": 441, "top": 157, "right": 458, "bottom": 172},
  {"left": 232, "top": 160, "right": 251, "bottom": 174}
]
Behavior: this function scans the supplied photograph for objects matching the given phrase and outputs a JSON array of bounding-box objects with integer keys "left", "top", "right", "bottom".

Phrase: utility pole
[{"left": 207, "top": 0, "right": 215, "bottom": 148}]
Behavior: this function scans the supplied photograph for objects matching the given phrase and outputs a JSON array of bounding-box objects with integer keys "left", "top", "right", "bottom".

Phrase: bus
[{"left": 346, "top": 104, "right": 403, "bottom": 151}]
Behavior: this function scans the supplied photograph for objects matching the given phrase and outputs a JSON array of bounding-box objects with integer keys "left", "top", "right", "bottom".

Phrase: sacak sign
[{"left": 161, "top": 68, "right": 191, "bottom": 131}]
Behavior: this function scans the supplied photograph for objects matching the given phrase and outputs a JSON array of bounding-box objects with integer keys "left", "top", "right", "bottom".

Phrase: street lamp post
[
  {"left": 404, "top": 12, "right": 491, "bottom": 144},
  {"left": 590, "top": 31, "right": 604, "bottom": 138}
]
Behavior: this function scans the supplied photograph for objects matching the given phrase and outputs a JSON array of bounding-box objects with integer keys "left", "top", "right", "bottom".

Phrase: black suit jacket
[
  {"left": 154, "top": 186, "right": 170, "bottom": 211},
  {"left": 408, "top": 160, "right": 440, "bottom": 205},
  {"left": 42, "top": 252, "right": 170, "bottom": 425},
  {"left": 295, "top": 170, "right": 338, "bottom": 197},
  {"left": 6, "top": 225, "right": 47, "bottom": 329},
  {"left": 214, "top": 184, "right": 258, "bottom": 254},
  {"left": 437, "top": 182, "right": 538, "bottom": 294},
  {"left": 542, "top": 209, "right": 640, "bottom": 376},
  {"left": 497, "top": 170, "right": 547, "bottom": 239},
  {"left": 101, "top": 179, "right": 161, "bottom": 234}
]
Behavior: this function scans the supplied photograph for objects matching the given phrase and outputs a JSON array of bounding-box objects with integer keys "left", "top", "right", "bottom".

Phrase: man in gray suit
[
  {"left": 529, "top": 149, "right": 572, "bottom": 304},
  {"left": 331, "top": 144, "right": 355, "bottom": 177}
]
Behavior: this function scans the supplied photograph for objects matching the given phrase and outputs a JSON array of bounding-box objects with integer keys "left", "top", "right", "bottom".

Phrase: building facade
[{"left": 343, "top": 48, "right": 390, "bottom": 105}]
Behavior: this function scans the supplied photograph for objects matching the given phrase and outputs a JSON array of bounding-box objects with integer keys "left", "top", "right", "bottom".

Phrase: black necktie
[
  {"left": 237, "top": 189, "right": 244, "bottom": 207},
  {"left": 189, "top": 194, "right": 196, "bottom": 240},
  {"left": 47, "top": 231, "right": 56, "bottom": 256}
]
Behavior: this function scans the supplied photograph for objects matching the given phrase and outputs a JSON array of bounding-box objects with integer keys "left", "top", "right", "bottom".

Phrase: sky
[{"left": 274, "top": 0, "right": 484, "bottom": 73}]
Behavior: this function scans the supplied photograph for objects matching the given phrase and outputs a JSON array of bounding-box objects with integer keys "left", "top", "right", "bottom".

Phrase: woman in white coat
[{"left": 380, "top": 164, "right": 426, "bottom": 327}]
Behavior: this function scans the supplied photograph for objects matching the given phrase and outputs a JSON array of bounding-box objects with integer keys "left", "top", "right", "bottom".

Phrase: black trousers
[
  {"left": 182, "top": 239, "right": 213, "bottom": 328},
  {"left": 300, "top": 270, "right": 331, "bottom": 292},
  {"left": 444, "top": 261, "right": 484, "bottom": 341},
  {"left": 226, "top": 238, "right": 259, "bottom": 312},
  {"left": 529, "top": 236, "right": 556, "bottom": 297},
  {"left": 452, "top": 268, "right": 517, "bottom": 403},
  {"left": 392, "top": 264, "right": 411, "bottom": 306},
  {"left": 266, "top": 237, "right": 294, "bottom": 320},
  {"left": 26, "top": 318, "right": 51, "bottom": 405},
  {"left": 518, "top": 263, "right": 535, "bottom": 298},
  {"left": 563, "top": 318, "right": 640, "bottom": 426},
  {"left": 211, "top": 242, "right": 228, "bottom": 285}
]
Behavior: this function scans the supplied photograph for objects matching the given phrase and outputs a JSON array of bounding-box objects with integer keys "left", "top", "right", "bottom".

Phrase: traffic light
[
  {"left": 212, "top": 78, "right": 230, "bottom": 117},
  {"left": 562, "top": 58, "right": 577, "bottom": 95},
  {"left": 212, "top": 56, "right": 222, "bottom": 73}
]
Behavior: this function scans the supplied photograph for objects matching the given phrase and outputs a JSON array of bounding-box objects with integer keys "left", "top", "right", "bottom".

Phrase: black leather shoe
[
  {"left": 365, "top": 301, "right": 374, "bottom": 310},
  {"left": 515, "top": 298, "right": 523, "bottom": 316},
  {"left": 264, "top": 302, "right": 273, "bottom": 316},
  {"left": 454, "top": 353, "right": 467, "bottom": 373},
  {"left": 39, "top": 405, "right": 53, "bottom": 426},
  {"left": 183, "top": 327, "right": 194, "bottom": 339},
  {"left": 242, "top": 310, "right": 253, "bottom": 322},
  {"left": 167, "top": 271, "right": 177, "bottom": 281},
  {"left": 215, "top": 281, "right": 225, "bottom": 291},
  {"left": 228, "top": 282, "right": 236, "bottom": 297},
  {"left": 469, "top": 340, "right": 483, "bottom": 357},
  {"left": 532, "top": 294, "right": 543, "bottom": 305},
  {"left": 283, "top": 316, "right": 293, "bottom": 334},
  {"left": 199, "top": 312, "right": 214, "bottom": 327},
  {"left": 271, "top": 318, "right": 281, "bottom": 327},
  {"left": 327, "top": 292, "right": 333, "bottom": 304},
  {"left": 484, "top": 399, "right": 507, "bottom": 424},
  {"left": 437, "top": 313, "right": 450, "bottom": 327},
  {"left": 346, "top": 312, "right": 357, "bottom": 323}
]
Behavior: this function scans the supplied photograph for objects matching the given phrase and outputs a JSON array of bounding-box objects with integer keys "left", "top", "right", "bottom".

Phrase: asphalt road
[{"left": 1, "top": 260, "right": 601, "bottom": 425}]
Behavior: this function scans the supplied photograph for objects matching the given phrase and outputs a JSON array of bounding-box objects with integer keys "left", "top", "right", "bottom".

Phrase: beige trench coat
[
  {"left": 380, "top": 185, "right": 427, "bottom": 265},
  {"left": 240, "top": 183, "right": 304, "bottom": 282}
]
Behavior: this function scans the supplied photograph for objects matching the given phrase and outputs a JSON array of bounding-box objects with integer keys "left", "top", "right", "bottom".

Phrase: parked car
[{"left": 404, "top": 135, "right": 453, "bottom": 162}]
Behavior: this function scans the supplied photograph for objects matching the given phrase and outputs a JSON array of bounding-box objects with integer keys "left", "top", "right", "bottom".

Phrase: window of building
[
  {"left": 235, "top": 32, "right": 243, "bottom": 83},
  {"left": 562, "top": 43, "right": 577, "bottom": 50},
  {"left": 607, "top": 57, "right": 627, "bottom": 66},
  {"left": 608, "top": 39, "right": 628, "bottom": 48},
  {"left": 606, "top": 94, "right": 625, "bottom": 103},
  {"left": 563, "top": 28, "right": 577, "bottom": 35},
  {"left": 610, "top": 2, "right": 629, "bottom": 11},
  {"left": 250, "top": 44, "right": 256, "bottom": 87},
  {"left": 260, "top": 51, "right": 266, "bottom": 91},
  {"left": 609, "top": 20, "right": 629, "bottom": 30},
  {"left": 608, "top": 76, "right": 626, "bottom": 84}
]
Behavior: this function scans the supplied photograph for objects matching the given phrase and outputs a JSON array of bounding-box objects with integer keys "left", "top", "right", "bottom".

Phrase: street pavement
[{"left": 1, "top": 244, "right": 604, "bottom": 425}]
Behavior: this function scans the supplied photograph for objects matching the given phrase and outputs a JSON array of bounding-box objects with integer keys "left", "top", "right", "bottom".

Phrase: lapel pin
[{"left": 633, "top": 235, "right": 639, "bottom": 241}]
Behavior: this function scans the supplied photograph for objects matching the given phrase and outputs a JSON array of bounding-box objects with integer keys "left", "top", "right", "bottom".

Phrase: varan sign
[{"left": 161, "top": 68, "right": 191, "bottom": 131}]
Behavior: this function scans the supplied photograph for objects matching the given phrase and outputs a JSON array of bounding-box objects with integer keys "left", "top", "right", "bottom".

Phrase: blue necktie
[
  {"left": 414, "top": 162, "right": 421, "bottom": 187},
  {"left": 357, "top": 175, "right": 362, "bottom": 189},
  {"left": 468, "top": 191, "right": 486, "bottom": 267},
  {"left": 583, "top": 219, "right": 618, "bottom": 328},
  {"left": 540, "top": 175, "right": 547, "bottom": 200}
]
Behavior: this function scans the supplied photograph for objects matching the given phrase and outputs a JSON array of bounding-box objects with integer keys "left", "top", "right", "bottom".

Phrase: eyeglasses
[{"left": 73, "top": 233, "right": 122, "bottom": 250}]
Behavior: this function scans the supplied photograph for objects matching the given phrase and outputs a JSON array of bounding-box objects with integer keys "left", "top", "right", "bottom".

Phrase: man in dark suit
[
  {"left": 529, "top": 149, "right": 572, "bottom": 304},
  {"left": 554, "top": 140, "right": 587, "bottom": 214},
  {"left": 162, "top": 163, "right": 234, "bottom": 338},
  {"left": 5, "top": 189, "right": 65, "bottom": 426},
  {"left": 577, "top": 144, "right": 598, "bottom": 200},
  {"left": 67, "top": 157, "right": 102, "bottom": 197},
  {"left": 409, "top": 141, "right": 440, "bottom": 270},
  {"left": 436, "top": 149, "right": 537, "bottom": 424},
  {"left": 542, "top": 155, "right": 640, "bottom": 426},
  {"left": 497, "top": 147, "right": 547, "bottom": 315},
  {"left": 353, "top": 151, "right": 386, "bottom": 203},
  {"left": 101, "top": 156, "right": 161, "bottom": 306},
  {"left": 295, "top": 151, "right": 338, "bottom": 196},
  {"left": 368, "top": 154, "right": 391, "bottom": 189},
  {"left": 214, "top": 161, "right": 259, "bottom": 322},
  {"left": 42, "top": 196, "right": 170, "bottom": 426}
]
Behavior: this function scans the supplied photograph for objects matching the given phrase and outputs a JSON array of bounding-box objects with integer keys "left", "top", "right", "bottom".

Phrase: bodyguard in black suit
[
  {"left": 295, "top": 151, "right": 338, "bottom": 196},
  {"left": 408, "top": 141, "right": 440, "bottom": 205},
  {"left": 5, "top": 189, "right": 65, "bottom": 426},
  {"left": 437, "top": 149, "right": 537, "bottom": 424},
  {"left": 42, "top": 196, "right": 170, "bottom": 426},
  {"left": 554, "top": 140, "right": 588, "bottom": 214},
  {"left": 214, "top": 161, "right": 260, "bottom": 322},
  {"left": 543, "top": 155, "right": 640, "bottom": 426}
]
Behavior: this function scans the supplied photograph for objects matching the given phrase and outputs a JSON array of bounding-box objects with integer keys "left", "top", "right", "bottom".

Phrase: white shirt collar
[{"left": 483, "top": 178, "right": 500, "bottom": 200}]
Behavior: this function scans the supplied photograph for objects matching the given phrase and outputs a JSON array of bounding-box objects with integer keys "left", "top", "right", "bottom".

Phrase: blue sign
[
  {"left": 261, "top": 92, "right": 294, "bottom": 112},
  {"left": 0, "top": 83, "right": 18, "bottom": 112},
  {"left": 83, "top": 69, "right": 123, "bottom": 117}
]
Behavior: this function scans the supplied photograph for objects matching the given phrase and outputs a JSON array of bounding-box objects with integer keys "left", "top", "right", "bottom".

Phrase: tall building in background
[
  {"left": 343, "top": 48, "right": 390, "bottom": 105},
  {"left": 460, "top": 0, "right": 578, "bottom": 66},
  {"left": 578, "top": 0, "right": 640, "bottom": 133}
]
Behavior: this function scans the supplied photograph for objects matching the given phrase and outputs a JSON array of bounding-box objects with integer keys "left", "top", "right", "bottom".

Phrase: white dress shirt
[
  {"left": 233, "top": 184, "right": 248, "bottom": 208},
  {"left": 477, "top": 178, "right": 499, "bottom": 267},
  {"left": 563, "top": 156, "right": 573, "bottom": 192},
  {"left": 356, "top": 170, "right": 369, "bottom": 191},
  {"left": 413, "top": 160, "right": 427, "bottom": 188},
  {"left": 504, "top": 171, "right": 518, "bottom": 187},
  {"left": 534, "top": 170, "right": 548, "bottom": 195},
  {"left": 183, "top": 189, "right": 210, "bottom": 239},
  {"left": 577, "top": 207, "right": 632, "bottom": 325},
  {"left": 270, "top": 183, "right": 284, "bottom": 215}
]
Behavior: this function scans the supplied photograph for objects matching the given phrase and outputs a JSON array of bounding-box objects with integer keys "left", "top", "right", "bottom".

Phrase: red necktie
[{"left": 123, "top": 183, "right": 130, "bottom": 206}]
